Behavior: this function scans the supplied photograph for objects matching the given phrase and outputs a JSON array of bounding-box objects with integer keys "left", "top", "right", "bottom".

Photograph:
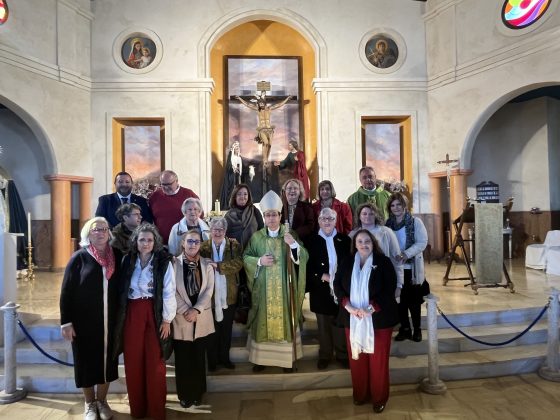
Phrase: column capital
[{"left": 44, "top": 174, "right": 93, "bottom": 183}]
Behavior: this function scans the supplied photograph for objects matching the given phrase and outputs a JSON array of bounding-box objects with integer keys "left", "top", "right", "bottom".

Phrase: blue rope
[
  {"left": 17, "top": 319, "right": 74, "bottom": 367},
  {"left": 437, "top": 303, "right": 548, "bottom": 346}
]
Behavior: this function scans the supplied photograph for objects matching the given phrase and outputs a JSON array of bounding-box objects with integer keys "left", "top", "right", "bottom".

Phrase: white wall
[{"left": 467, "top": 98, "right": 553, "bottom": 211}]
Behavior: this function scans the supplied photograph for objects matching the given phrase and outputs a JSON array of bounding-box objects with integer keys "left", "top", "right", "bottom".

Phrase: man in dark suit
[{"left": 95, "top": 171, "right": 152, "bottom": 228}]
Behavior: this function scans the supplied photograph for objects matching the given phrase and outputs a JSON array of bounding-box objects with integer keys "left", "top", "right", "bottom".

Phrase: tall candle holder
[{"left": 24, "top": 241, "right": 35, "bottom": 281}]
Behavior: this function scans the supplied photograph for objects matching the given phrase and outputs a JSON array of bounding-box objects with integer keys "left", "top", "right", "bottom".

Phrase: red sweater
[
  {"left": 148, "top": 186, "right": 199, "bottom": 244},
  {"left": 312, "top": 198, "right": 353, "bottom": 235}
]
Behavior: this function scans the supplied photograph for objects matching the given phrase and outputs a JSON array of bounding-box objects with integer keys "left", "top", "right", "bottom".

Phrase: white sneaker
[
  {"left": 84, "top": 401, "right": 98, "bottom": 420},
  {"left": 96, "top": 399, "right": 114, "bottom": 420}
]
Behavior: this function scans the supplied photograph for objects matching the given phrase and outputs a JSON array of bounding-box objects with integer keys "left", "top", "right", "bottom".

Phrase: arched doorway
[
  {"left": 464, "top": 85, "right": 560, "bottom": 256},
  {"left": 208, "top": 19, "right": 318, "bottom": 204}
]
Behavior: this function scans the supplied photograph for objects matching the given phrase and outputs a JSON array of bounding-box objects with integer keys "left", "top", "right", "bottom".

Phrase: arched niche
[{"left": 208, "top": 19, "right": 318, "bottom": 202}]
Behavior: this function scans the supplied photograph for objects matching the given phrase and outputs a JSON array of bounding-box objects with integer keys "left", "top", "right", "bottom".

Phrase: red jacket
[{"left": 312, "top": 198, "right": 353, "bottom": 235}]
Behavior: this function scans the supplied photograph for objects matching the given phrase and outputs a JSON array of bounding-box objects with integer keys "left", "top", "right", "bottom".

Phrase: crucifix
[
  {"left": 437, "top": 153, "right": 459, "bottom": 189},
  {"left": 233, "top": 81, "right": 295, "bottom": 194}
]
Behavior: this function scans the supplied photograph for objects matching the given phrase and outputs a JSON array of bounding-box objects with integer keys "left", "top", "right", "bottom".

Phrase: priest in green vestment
[
  {"left": 347, "top": 166, "right": 391, "bottom": 220},
  {"left": 243, "top": 190, "right": 308, "bottom": 372}
]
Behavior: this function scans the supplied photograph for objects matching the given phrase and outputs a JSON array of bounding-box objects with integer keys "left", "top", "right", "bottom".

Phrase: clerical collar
[
  {"left": 361, "top": 187, "right": 376, "bottom": 192},
  {"left": 267, "top": 227, "right": 280, "bottom": 237}
]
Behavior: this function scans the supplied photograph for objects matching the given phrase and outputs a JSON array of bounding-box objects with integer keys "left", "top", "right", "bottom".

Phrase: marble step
[
  {"left": 4, "top": 319, "right": 551, "bottom": 365},
  {"left": 1, "top": 343, "right": 548, "bottom": 393}
]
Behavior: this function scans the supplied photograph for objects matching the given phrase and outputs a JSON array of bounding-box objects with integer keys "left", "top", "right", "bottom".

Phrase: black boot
[
  {"left": 394, "top": 328, "right": 412, "bottom": 341},
  {"left": 412, "top": 329, "right": 422, "bottom": 342}
]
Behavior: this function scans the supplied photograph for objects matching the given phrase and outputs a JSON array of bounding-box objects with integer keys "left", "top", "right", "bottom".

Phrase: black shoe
[
  {"left": 353, "top": 400, "right": 365, "bottom": 406},
  {"left": 283, "top": 367, "right": 294, "bottom": 373},
  {"left": 317, "top": 359, "right": 329, "bottom": 370},
  {"left": 179, "top": 400, "right": 192, "bottom": 408},
  {"left": 412, "top": 329, "right": 422, "bottom": 342},
  {"left": 394, "top": 329, "right": 412, "bottom": 341},
  {"left": 222, "top": 361, "right": 235, "bottom": 370},
  {"left": 373, "top": 403, "right": 386, "bottom": 413},
  {"left": 336, "top": 358, "right": 350, "bottom": 369},
  {"left": 252, "top": 364, "right": 266, "bottom": 373}
]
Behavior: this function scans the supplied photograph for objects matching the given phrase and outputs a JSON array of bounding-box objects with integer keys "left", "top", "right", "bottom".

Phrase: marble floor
[
  {"left": 0, "top": 373, "right": 559, "bottom": 419},
  {"left": 15, "top": 258, "right": 560, "bottom": 320},
  {"left": 4, "top": 258, "right": 559, "bottom": 419}
]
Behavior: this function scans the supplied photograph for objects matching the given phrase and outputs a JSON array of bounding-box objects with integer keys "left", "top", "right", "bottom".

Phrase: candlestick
[{"left": 27, "top": 211, "right": 31, "bottom": 242}]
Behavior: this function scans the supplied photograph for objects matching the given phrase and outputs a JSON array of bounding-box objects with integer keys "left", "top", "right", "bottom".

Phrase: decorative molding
[
  {"left": 312, "top": 78, "right": 427, "bottom": 92},
  {"left": 91, "top": 79, "right": 215, "bottom": 93},
  {"left": 57, "top": 0, "right": 94, "bottom": 21},
  {"left": 423, "top": 0, "right": 463, "bottom": 21},
  {"left": 44, "top": 174, "right": 94, "bottom": 183},
  {"left": 428, "top": 169, "right": 473, "bottom": 178}
]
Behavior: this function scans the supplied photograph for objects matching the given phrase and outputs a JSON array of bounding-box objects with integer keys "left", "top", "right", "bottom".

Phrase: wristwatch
[{"left": 367, "top": 304, "right": 374, "bottom": 314}]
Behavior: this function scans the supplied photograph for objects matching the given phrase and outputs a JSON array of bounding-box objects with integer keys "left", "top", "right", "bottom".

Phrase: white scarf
[
  {"left": 318, "top": 228, "right": 338, "bottom": 304},
  {"left": 212, "top": 240, "right": 228, "bottom": 322},
  {"left": 349, "top": 253, "right": 375, "bottom": 360}
]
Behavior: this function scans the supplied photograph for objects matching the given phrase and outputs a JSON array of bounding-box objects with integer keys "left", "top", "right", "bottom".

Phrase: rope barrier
[
  {"left": 17, "top": 318, "right": 74, "bottom": 367},
  {"left": 436, "top": 302, "right": 549, "bottom": 347}
]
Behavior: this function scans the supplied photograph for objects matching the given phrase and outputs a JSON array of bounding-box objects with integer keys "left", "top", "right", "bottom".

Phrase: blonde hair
[{"left": 79, "top": 217, "right": 112, "bottom": 247}]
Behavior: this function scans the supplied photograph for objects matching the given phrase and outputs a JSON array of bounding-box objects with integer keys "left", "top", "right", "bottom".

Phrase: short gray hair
[
  {"left": 209, "top": 217, "right": 228, "bottom": 230},
  {"left": 318, "top": 207, "right": 337, "bottom": 221},
  {"left": 79, "top": 217, "right": 113, "bottom": 247},
  {"left": 181, "top": 197, "right": 204, "bottom": 214}
]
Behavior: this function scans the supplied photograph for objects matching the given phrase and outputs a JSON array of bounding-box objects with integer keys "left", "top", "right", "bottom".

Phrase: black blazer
[
  {"left": 282, "top": 200, "right": 315, "bottom": 245},
  {"left": 95, "top": 193, "right": 153, "bottom": 228},
  {"left": 306, "top": 232, "right": 351, "bottom": 316},
  {"left": 334, "top": 253, "right": 399, "bottom": 330}
]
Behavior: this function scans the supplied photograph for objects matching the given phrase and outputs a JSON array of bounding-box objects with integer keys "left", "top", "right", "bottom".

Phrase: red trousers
[
  {"left": 345, "top": 327, "right": 393, "bottom": 406},
  {"left": 124, "top": 299, "right": 167, "bottom": 420}
]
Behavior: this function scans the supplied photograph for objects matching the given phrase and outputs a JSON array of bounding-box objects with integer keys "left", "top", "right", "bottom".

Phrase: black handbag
[
  {"left": 234, "top": 277, "right": 251, "bottom": 324},
  {"left": 420, "top": 278, "right": 430, "bottom": 296}
]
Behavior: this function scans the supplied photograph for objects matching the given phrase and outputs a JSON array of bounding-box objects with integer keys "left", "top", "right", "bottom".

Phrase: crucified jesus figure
[{"left": 235, "top": 91, "right": 293, "bottom": 166}]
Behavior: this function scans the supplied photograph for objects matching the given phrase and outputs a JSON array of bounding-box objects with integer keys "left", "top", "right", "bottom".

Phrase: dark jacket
[
  {"left": 110, "top": 223, "right": 133, "bottom": 254},
  {"left": 281, "top": 200, "right": 316, "bottom": 245},
  {"left": 114, "top": 250, "right": 174, "bottom": 360},
  {"left": 95, "top": 192, "right": 153, "bottom": 228},
  {"left": 334, "top": 253, "right": 399, "bottom": 330},
  {"left": 306, "top": 232, "right": 351, "bottom": 316}
]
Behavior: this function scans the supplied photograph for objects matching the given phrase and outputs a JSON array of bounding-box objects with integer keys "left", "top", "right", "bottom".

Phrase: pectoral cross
[{"left": 437, "top": 153, "right": 459, "bottom": 189}]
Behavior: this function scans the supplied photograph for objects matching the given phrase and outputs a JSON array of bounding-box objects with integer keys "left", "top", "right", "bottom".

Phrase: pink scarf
[{"left": 89, "top": 245, "right": 115, "bottom": 279}]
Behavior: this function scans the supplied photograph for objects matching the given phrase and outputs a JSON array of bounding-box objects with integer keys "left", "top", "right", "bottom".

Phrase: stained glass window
[
  {"left": 0, "top": 1, "right": 9, "bottom": 25},
  {"left": 502, "top": 0, "right": 551, "bottom": 29}
]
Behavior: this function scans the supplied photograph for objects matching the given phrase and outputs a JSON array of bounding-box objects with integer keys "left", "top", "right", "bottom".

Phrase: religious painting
[
  {"left": 363, "top": 123, "right": 402, "bottom": 183},
  {"left": 225, "top": 56, "right": 302, "bottom": 200},
  {"left": 365, "top": 35, "right": 399, "bottom": 69},
  {"left": 121, "top": 36, "right": 157, "bottom": 70},
  {"left": 122, "top": 125, "right": 164, "bottom": 193},
  {"left": 502, "top": 0, "right": 551, "bottom": 29}
]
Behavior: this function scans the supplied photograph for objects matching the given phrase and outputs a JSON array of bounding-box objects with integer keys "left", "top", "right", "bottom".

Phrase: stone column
[
  {"left": 44, "top": 176, "right": 72, "bottom": 270},
  {"left": 539, "top": 288, "right": 560, "bottom": 381},
  {"left": 79, "top": 181, "right": 93, "bottom": 230},
  {"left": 428, "top": 176, "right": 444, "bottom": 258},
  {"left": 0, "top": 302, "right": 27, "bottom": 403},
  {"left": 420, "top": 294, "right": 447, "bottom": 394}
]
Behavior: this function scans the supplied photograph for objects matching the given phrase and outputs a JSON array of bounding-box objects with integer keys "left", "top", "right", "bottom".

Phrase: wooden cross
[{"left": 437, "top": 153, "right": 459, "bottom": 189}]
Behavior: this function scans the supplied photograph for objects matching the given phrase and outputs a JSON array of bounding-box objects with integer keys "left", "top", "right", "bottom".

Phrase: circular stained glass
[
  {"left": 502, "top": 0, "right": 552, "bottom": 29},
  {"left": 0, "top": 0, "right": 9, "bottom": 25}
]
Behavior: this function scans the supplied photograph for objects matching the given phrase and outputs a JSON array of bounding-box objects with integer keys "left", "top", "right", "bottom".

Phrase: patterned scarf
[
  {"left": 386, "top": 212, "right": 415, "bottom": 256},
  {"left": 88, "top": 244, "right": 115, "bottom": 279},
  {"left": 183, "top": 255, "right": 201, "bottom": 296}
]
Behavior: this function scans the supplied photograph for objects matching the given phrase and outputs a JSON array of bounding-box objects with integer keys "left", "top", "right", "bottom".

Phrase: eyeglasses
[
  {"left": 90, "top": 227, "right": 109, "bottom": 233},
  {"left": 186, "top": 239, "right": 201, "bottom": 245},
  {"left": 128, "top": 212, "right": 142, "bottom": 217},
  {"left": 319, "top": 217, "right": 335, "bottom": 222},
  {"left": 161, "top": 180, "right": 177, "bottom": 187},
  {"left": 211, "top": 228, "right": 225, "bottom": 232}
]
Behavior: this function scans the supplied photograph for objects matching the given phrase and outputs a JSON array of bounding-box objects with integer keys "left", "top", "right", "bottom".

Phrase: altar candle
[
  {"left": 27, "top": 211, "right": 31, "bottom": 241},
  {"left": 215, "top": 199, "right": 220, "bottom": 214}
]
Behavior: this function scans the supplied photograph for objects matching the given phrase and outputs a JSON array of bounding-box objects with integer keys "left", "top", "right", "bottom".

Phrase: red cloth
[
  {"left": 311, "top": 198, "right": 353, "bottom": 235},
  {"left": 294, "top": 150, "right": 310, "bottom": 200},
  {"left": 88, "top": 245, "right": 115, "bottom": 279},
  {"left": 123, "top": 299, "right": 167, "bottom": 420},
  {"left": 345, "top": 327, "right": 393, "bottom": 406},
  {"left": 148, "top": 186, "right": 199, "bottom": 244}
]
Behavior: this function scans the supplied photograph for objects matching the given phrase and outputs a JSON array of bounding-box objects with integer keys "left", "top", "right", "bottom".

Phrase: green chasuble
[
  {"left": 347, "top": 186, "right": 392, "bottom": 220},
  {"left": 243, "top": 225, "right": 308, "bottom": 343}
]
